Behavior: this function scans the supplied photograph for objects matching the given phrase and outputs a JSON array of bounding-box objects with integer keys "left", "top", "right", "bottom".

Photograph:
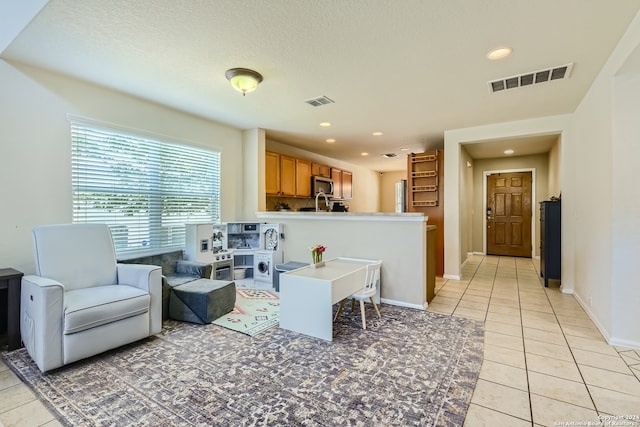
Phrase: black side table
[{"left": 0, "top": 268, "right": 23, "bottom": 351}]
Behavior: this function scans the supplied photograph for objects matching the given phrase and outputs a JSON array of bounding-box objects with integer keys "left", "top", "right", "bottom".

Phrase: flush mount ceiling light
[
  {"left": 361, "top": 152, "right": 369, "bottom": 156},
  {"left": 320, "top": 122, "right": 332, "bottom": 127},
  {"left": 487, "top": 46, "right": 512, "bottom": 60},
  {"left": 225, "top": 68, "right": 263, "bottom": 96},
  {"left": 372, "top": 132, "right": 383, "bottom": 136},
  {"left": 326, "top": 138, "right": 336, "bottom": 143},
  {"left": 504, "top": 149, "right": 514, "bottom": 155}
]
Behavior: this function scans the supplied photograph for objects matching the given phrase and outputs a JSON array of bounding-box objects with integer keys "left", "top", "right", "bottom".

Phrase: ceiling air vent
[
  {"left": 305, "top": 95, "right": 335, "bottom": 107},
  {"left": 489, "top": 63, "right": 574, "bottom": 93},
  {"left": 382, "top": 153, "right": 399, "bottom": 158}
]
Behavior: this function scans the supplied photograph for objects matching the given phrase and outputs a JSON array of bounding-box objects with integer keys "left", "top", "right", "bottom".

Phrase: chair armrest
[
  {"left": 21, "top": 275, "right": 65, "bottom": 372},
  {"left": 117, "top": 264, "right": 163, "bottom": 334},
  {"left": 117, "top": 263, "right": 161, "bottom": 291}
]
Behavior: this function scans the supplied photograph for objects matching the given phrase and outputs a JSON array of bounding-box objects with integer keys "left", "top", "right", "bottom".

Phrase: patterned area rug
[
  {"left": 2, "top": 304, "right": 484, "bottom": 426},
  {"left": 212, "top": 288, "right": 279, "bottom": 336}
]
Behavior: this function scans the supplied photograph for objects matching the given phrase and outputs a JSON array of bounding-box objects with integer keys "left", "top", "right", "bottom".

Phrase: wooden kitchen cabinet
[
  {"left": 341, "top": 170, "right": 352, "bottom": 200},
  {"left": 280, "top": 155, "right": 296, "bottom": 196},
  {"left": 266, "top": 152, "right": 311, "bottom": 198},
  {"left": 265, "top": 151, "right": 280, "bottom": 195},
  {"left": 330, "top": 168, "right": 353, "bottom": 200},
  {"left": 312, "top": 163, "right": 331, "bottom": 177},
  {"left": 296, "top": 159, "right": 312, "bottom": 197},
  {"left": 266, "top": 151, "right": 351, "bottom": 199},
  {"left": 331, "top": 168, "right": 343, "bottom": 199}
]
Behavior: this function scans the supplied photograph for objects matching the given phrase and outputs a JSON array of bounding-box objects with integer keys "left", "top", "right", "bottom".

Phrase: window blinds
[{"left": 71, "top": 121, "right": 221, "bottom": 257}]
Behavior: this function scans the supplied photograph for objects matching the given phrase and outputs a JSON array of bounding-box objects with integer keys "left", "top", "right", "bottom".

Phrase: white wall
[
  {"left": 266, "top": 139, "right": 380, "bottom": 213},
  {"left": 241, "top": 128, "right": 266, "bottom": 221},
  {"left": 379, "top": 171, "right": 407, "bottom": 212},
  {"left": 571, "top": 13, "right": 640, "bottom": 347},
  {"left": 612, "top": 70, "right": 640, "bottom": 348},
  {"left": 0, "top": 61, "right": 244, "bottom": 274},
  {"left": 443, "top": 115, "right": 573, "bottom": 280},
  {"left": 444, "top": 10, "right": 640, "bottom": 347},
  {"left": 458, "top": 147, "right": 473, "bottom": 264},
  {"left": 258, "top": 213, "right": 428, "bottom": 308},
  {"left": 547, "top": 137, "right": 561, "bottom": 198}
]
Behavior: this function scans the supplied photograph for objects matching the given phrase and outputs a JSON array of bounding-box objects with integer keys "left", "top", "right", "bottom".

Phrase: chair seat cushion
[{"left": 64, "top": 285, "right": 150, "bottom": 335}]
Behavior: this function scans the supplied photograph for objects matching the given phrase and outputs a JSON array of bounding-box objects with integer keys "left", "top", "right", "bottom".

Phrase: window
[{"left": 71, "top": 120, "right": 220, "bottom": 257}]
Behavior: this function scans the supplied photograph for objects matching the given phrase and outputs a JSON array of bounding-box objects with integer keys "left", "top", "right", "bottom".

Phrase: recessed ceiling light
[
  {"left": 504, "top": 149, "right": 514, "bottom": 155},
  {"left": 326, "top": 138, "right": 336, "bottom": 143},
  {"left": 400, "top": 147, "right": 409, "bottom": 151},
  {"left": 372, "top": 132, "right": 383, "bottom": 136},
  {"left": 487, "top": 46, "right": 512, "bottom": 60},
  {"left": 361, "top": 152, "right": 369, "bottom": 156},
  {"left": 320, "top": 122, "right": 331, "bottom": 127}
]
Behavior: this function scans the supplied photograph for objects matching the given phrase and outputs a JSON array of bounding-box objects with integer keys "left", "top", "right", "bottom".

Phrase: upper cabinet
[
  {"left": 267, "top": 151, "right": 352, "bottom": 199},
  {"left": 265, "top": 151, "right": 281, "bottom": 195},
  {"left": 342, "top": 170, "right": 353, "bottom": 200},
  {"left": 331, "top": 168, "right": 353, "bottom": 200},
  {"left": 296, "top": 159, "right": 312, "bottom": 197},
  {"left": 280, "top": 154, "right": 296, "bottom": 196},
  {"left": 266, "top": 152, "right": 313, "bottom": 198},
  {"left": 311, "top": 163, "right": 331, "bottom": 178}
]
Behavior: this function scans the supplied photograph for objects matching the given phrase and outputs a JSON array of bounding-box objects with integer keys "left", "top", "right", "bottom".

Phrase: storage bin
[
  {"left": 234, "top": 268, "right": 247, "bottom": 280},
  {"left": 274, "top": 261, "right": 309, "bottom": 292}
]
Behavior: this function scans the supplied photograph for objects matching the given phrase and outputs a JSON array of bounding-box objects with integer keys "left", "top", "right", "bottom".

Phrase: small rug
[
  {"left": 212, "top": 288, "right": 279, "bottom": 336},
  {"left": 2, "top": 304, "right": 484, "bottom": 426}
]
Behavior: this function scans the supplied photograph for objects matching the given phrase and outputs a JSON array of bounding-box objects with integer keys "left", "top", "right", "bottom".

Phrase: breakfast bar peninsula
[{"left": 256, "top": 211, "right": 436, "bottom": 309}]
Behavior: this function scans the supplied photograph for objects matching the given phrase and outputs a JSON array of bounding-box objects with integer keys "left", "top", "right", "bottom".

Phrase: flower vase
[{"left": 311, "top": 253, "right": 324, "bottom": 268}]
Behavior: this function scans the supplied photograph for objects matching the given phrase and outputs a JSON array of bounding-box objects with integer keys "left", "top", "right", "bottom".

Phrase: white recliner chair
[{"left": 21, "top": 223, "right": 162, "bottom": 372}]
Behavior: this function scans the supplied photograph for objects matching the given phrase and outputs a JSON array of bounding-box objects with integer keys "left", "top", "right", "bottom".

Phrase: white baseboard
[
  {"left": 573, "top": 292, "right": 640, "bottom": 349},
  {"left": 380, "top": 298, "right": 425, "bottom": 311},
  {"left": 443, "top": 274, "right": 461, "bottom": 280},
  {"left": 560, "top": 286, "right": 573, "bottom": 294},
  {"left": 609, "top": 336, "right": 640, "bottom": 350},
  {"left": 573, "top": 292, "right": 612, "bottom": 344}
]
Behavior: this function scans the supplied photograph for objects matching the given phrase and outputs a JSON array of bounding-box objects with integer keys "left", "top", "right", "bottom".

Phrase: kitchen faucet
[{"left": 315, "top": 190, "right": 330, "bottom": 212}]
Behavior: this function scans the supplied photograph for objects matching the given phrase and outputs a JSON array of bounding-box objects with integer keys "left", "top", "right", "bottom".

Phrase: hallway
[{"left": 428, "top": 255, "right": 640, "bottom": 426}]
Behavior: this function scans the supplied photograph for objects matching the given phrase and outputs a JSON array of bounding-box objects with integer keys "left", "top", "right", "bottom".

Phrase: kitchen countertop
[{"left": 255, "top": 211, "right": 428, "bottom": 222}]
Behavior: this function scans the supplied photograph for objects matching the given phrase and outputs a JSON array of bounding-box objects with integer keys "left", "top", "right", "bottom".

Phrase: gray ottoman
[{"left": 169, "top": 279, "right": 236, "bottom": 324}]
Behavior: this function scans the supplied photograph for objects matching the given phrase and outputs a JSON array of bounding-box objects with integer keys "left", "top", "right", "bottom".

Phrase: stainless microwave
[{"left": 311, "top": 175, "right": 334, "bottom": 197}]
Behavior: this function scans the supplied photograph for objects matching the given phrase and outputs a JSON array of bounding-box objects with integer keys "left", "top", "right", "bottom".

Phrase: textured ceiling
[{"left": 3, "top": 0, "right": 640, "bottom": 171}]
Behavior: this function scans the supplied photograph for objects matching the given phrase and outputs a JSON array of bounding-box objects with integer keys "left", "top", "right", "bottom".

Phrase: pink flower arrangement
[{"left": 310, "top": 245, "right": 326, "bottom": 264}]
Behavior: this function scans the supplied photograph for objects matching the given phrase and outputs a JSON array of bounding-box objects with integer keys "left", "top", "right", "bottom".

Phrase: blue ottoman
[{"left": 169, "top": 279, "right": 236, "bottom": 324}]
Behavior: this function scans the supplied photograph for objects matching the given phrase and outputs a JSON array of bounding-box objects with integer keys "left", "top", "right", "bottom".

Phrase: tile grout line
[
  {"left": 539, "top": 274, "right": 602, "bottom": 416},
  {"left": 515, "top": 257, "right": 537, "bottom": 427},
  {"left": 463, "top": 256, "right": 534, "bottom": 426}
]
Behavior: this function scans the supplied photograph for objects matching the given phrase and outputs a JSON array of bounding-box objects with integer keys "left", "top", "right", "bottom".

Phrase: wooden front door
[{"left": 487, "top": 172, "right": 532, "bottom": 257}]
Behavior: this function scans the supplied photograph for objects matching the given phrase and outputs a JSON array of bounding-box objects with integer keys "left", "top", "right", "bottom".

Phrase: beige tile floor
[
  {"left": 0, "top": 360, "right": 61, "bottom": 427},
  {"left": 428, "top": 255, "right": 640, "bottom": 427},
  {"left": 1, "top": 255, "right": 638, "bottom": 426}
]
